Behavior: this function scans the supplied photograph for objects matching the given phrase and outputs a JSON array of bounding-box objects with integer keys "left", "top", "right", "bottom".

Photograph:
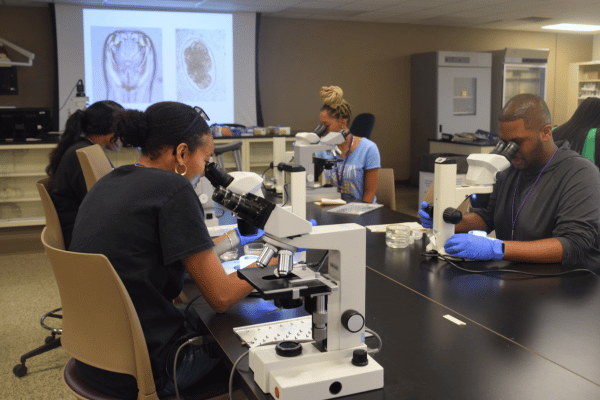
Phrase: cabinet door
[
  {"left": 503, "top": 64, "right": 546, "bottom": 106},
  {"left": 437, "top": 66, "right": 491, "bottom": 137}
]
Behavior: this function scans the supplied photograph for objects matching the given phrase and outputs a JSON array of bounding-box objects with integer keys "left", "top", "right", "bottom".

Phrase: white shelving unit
[
  {"left": 0, "top": 144, "right": 140, "bottom": 228},
  {"left": 0, "top": 137, "right": 295, "bottom": 228},
  {"left": 215, "top": 136, "right": 296, "bottom": 174},
  {"left": 568, "top": 61, "right": 600, "bottom": 118}
]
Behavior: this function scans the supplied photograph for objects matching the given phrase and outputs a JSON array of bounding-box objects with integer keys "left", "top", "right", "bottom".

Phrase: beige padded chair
[
  {"left": 375, "top": 168, "right": 396, "bottom": 211},
  {"left": 13, "top": 178, "right": 65, "bottom": 378},
  {"left": 76, "top": 144, "right": 113, "bottom": 191},
  {"left": 41, "top": 227, "right": 161, "bottom": 400}
]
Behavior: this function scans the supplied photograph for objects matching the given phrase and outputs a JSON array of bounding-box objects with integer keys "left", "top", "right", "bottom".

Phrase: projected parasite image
[
  {"left": 176, "top": 29, "right": 227, "bottom": 102},
  {"left": 102, "top": 29, "right": 161, "bottom": 103}
]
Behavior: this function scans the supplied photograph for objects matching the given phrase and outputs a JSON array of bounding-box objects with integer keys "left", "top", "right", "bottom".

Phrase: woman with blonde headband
[{"left": 315, "top": 86, "right": 381, "bottom": 203}]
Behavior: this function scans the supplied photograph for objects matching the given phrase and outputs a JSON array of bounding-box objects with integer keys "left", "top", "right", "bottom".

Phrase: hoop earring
[{"left": 175, "top": 164, "right": 187, "bottom": 176}]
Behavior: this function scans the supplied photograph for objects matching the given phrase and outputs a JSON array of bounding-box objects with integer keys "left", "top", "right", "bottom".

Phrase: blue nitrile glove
[
  {"left": 444, "top": 233, "right": 504, "bottom": 261},
  {"left": 297, "top": 219, "right": 318, "bottom": 252},
  {"left": 418, "top": 201, "right": 433, "bottom": 229},
  {"left": 235, "top": 227, "right": 266, "bottom": 246}
]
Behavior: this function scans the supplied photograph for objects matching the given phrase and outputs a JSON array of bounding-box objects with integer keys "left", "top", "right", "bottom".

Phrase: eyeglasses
[{"left": 172, "top": 106, "right": 210, "bottom": 155}]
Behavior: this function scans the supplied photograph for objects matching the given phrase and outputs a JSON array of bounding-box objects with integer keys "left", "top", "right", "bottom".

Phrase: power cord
[
  {"left": 282, "top": 183, "right": 290, "bottom": 207},
  {"left": 365, "top": 327, "right": 382, "bottom": 355},
  {"left": 423, "top": 250, "right": 596, "bottom": 277},
  {"left": 173, "top": 335, "right": 206, "bottom": 400},
  {"left": 58, "top": 81, "right": 79, "bottom": 111}
]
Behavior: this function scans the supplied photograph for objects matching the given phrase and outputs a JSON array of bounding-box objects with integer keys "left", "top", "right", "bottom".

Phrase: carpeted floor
[{"left": 0, "top": 251, "right": 71, "bottom": 400}]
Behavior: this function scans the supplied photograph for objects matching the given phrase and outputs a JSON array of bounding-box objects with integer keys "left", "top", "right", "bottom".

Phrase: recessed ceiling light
[{"left": 542, "top": 23, "right": 600, "bottom": 32}]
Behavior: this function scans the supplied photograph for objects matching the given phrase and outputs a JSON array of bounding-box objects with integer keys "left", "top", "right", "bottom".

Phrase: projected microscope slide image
[
  {"left": 91, "top": 27, "right": 164, "bottom": 104},
  {"left": 176, "top": 29, "right": 227, "bottom": 103}
]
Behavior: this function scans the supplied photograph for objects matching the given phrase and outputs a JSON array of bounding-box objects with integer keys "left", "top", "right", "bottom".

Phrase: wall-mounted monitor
[{"left": 0, "top": 108, "right": 52, "bottom": 142}]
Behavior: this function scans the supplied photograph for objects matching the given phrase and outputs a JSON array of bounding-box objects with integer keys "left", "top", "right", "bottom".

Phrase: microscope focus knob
[
  {"left": 341, "top": 310, "right": 365, "bottom": 333},
  {"left": 352, "top": 349, "right": 369, "bottom": 367},
  {"left": 443, "top": 208, "right": 463, "bottom": 225}
]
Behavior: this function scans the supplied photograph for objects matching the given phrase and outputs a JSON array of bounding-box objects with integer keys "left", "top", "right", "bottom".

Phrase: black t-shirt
[
  {"left": 70, "top": 165, "right": 213, "bottom": 396},
  {"left": 50, "top": 138, "right": 93, "bottom": 248}
]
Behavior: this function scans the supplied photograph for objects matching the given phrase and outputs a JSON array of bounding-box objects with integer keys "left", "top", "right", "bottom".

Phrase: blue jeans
[{"left": 159, "top": 341, "right": 221, "bottom": 396}]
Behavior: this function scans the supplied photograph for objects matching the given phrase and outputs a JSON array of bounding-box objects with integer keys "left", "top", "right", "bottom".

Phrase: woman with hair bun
[
  {"left": 69, "top": 101, "right": 264, "bottom": 398},
  {"left": 46, "top": 100, "right": 123, "bottom": 247},
  {"left": 315, "top": 85, "right": 381, "bottom": 203}
]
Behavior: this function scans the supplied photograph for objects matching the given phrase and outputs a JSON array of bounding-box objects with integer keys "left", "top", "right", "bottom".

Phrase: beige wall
[
  {"left": 0, "top": 6, "right": 55, "bottom": 109},
  {"left": 0, "top": 7, "right": 593, "bottom": 181},
  {"left": 258, "top": 17, "right": 592, "bottom": 181}
]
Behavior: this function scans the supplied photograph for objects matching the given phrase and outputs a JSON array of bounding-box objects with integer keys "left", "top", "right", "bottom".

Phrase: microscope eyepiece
[
  {"left": 212, "top": 186, "right": 276, "bottom": 229},
  {"left": 490, "top": 139, "right": 507, "bottom": 155},
  {"left": 490, "top": 139, "right": 519, "bottom": 161},
  {"left": 205, "top": 162, "right": 234, "bottom": 188},
  {"left": 313, "top": 124, "right": 327, "bottom": 137},
  {"left": 501, "top": 142, "right": 519, "bottom": 160}
]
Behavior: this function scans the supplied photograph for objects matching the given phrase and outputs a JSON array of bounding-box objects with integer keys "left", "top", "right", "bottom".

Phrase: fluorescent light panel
[{"left": 542, "top": 23, "right": 600, "bottom": 32}]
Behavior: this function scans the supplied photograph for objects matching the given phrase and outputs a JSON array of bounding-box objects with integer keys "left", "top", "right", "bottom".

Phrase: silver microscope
[{"left": 212, "top": 186, "right": 384, "bottom": 400}]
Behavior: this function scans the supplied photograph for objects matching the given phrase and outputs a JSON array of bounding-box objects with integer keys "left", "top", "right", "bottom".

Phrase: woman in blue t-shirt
[{"left": 315, "top": 86, "right": 381, "bottom": 203}]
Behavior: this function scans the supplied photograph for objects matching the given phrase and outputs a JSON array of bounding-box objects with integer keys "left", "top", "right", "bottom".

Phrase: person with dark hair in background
[
  {"left": 46, "top": 100, "right": 123, "bottom": 248},
  {"left": 314, "top": 85, "right": 381, "bottom": 203},
  {"left": 69, "top": 101, "right": 264, "bottom": 398},
  {"left": 552, "top": 97, "right": 600, "bottom": 168},
  {"left": 418, "top": 94, "right": 600, "bottom": 270}
]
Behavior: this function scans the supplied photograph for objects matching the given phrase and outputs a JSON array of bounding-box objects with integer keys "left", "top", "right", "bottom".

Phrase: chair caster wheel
[
  {"left": 13, "top": 364, "right": 27, "bottom": 377},
  {"left": 45, "top": 336, "right": 55, "bottom": 344}
]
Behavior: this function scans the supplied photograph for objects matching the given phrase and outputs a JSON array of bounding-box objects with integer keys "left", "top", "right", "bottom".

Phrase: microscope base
[{"left": 250, "top": 342, "right": 384, "bottom": 400}]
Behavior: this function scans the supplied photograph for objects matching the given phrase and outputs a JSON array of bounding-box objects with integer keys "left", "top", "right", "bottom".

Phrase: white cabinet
[
  {"left": 0, "top": 144, "right": 54, "bottom": 227},
  {"left": 0, "top": 144, "right": 140, "bottom": 228},
  {"left": 214, "top": 137, "right": 296, "bottom": 173},
  {"left": 0, "top": 138, "right": 292, "bottom": 227},
  {"left": 568, "top": 61, "right": 600, "bottom": 119},
  {"left": 490, "top": 48, "right": 548, "bottom": 134},
  {"left": 410, "top": 51, "right": 492, "bottom": 184}
]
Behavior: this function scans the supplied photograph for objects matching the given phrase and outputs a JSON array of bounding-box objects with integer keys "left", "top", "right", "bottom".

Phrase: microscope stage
[{"left": 237, "top": 266, "right": 335, "bottom": 300}]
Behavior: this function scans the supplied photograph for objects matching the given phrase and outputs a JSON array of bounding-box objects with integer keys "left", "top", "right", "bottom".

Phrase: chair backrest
[
  {"left": 37, "top": 177, "right": 65, "bottom": 250},
  {"left": 41, "top": 227, "right": 159, "bottom": 400},
  {"left": 76, "top": 144, "right": 113, "bottom": 191},
  {"left": 376, "top": 168, "right": 396, "bottom": 211},
  {"left": 350, "top": 113, "right": 375, "bottom": 140}
]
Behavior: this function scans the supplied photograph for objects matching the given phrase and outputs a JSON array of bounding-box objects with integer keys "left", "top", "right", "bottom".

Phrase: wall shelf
[{"left": 568, "top": 61, "right": 600, "bottom": 117}]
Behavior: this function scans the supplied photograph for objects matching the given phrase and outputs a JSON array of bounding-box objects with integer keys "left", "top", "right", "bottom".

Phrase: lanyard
[
  {"left": 335, "top": 134, "right": 354, "bottom": 192},
  {"left": 510, "top": 147, "right": 558, "bottom": 240}
]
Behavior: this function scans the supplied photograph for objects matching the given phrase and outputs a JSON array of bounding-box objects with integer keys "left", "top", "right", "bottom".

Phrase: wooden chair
[
  {"left": 13, "top": 177, "right": 64, "bottom": 377},
  {"left": 76, "top": 144, "right": 113, "bottom": 191},
  {"left": 375, "top": 168, "right": 396, "bottom": 211}
]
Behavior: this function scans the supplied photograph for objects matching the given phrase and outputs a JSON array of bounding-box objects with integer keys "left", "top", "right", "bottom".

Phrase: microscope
[
  {"left": 195, "top": 162, "right": 264, "bottom": 227},
  {"left": 212, "top": 186, "right": 384, "bottom": 400},
  {"left": 273, "top": 125, "right": 346, "bottom": 202},
  {"left": 426, "top": 139, "right": 519, "bottom": 255}
]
